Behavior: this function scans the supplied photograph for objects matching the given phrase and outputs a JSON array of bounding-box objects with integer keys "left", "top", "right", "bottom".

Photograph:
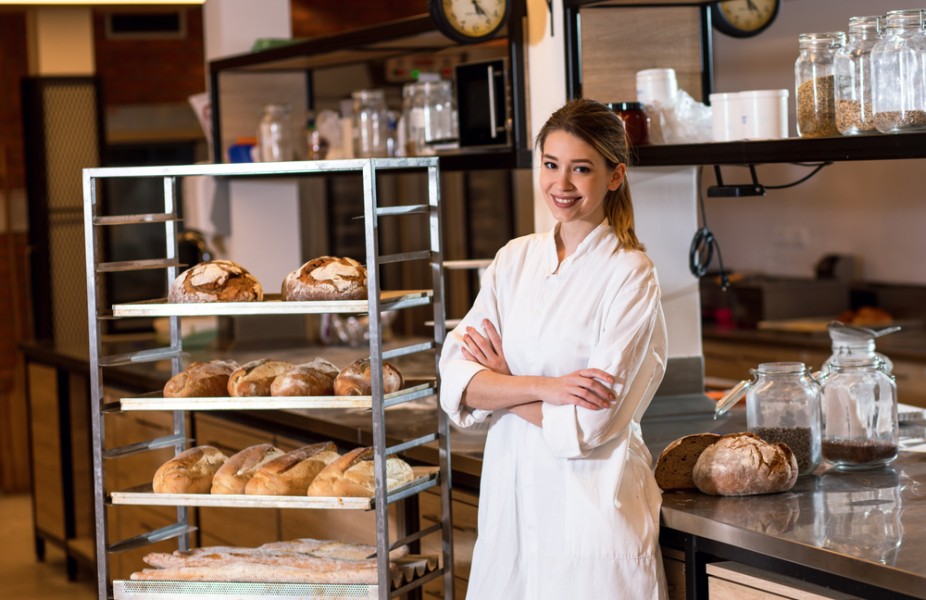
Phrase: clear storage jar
[
  {"left": 257, "top": 104, "right": 292, "bottom": 162},
  {"left": 834, "top": 16, "right": 882, "bottom": 135},
  {"left": 871, "top": 10, "right": 926, "bottom": 133},
  {"left": 795, "top": 32, "right": 846, "bottom": 137},
  {"left": 351, "top": 89, "right": 388, "bottom": 158}
]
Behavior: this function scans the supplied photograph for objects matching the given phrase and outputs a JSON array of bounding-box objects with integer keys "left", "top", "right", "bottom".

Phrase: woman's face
[{"left": 539, "top": 129, "right": 625, "bottom": 228}]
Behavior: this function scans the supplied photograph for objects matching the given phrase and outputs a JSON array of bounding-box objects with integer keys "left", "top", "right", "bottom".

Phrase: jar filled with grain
[
  {"left": 795, "top": 32, "right": 846, "bottom": 137},
  {"left": 871, "top": 9, "right": 926, "bottom": 133},
  {"left": 834, "top": 16, "right": 882, "bottom": 135}
]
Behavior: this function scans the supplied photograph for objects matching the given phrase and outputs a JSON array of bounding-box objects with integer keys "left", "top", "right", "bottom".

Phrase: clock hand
[
  {"left": 471, "top": 0, "right": 487, "bottom": 16},
  {"left": 746, "top": 0, "right": 759, "bottom": 13}
]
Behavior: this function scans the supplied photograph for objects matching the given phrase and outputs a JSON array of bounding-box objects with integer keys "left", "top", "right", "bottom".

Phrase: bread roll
[
  {"left": 210, "top": 444, "right": 285, "bottom": 495},
  {"left": 228, "top": 359, "right": 294, "bottom": 397},
  {"left": 692, "top": 432, "right": 798, "bottom": 496},
  {"left": 654, "top": 433, "right": 721, "bottom": 491},
  {"left": 333, "top": 358, "right": 403, "bottom": 397},
  {"left": 281, "top": 256, "right": 367, "bottom": 301},
  {"left": 245, "top": 442, "right": 340, "bottom": 496},
  {"left": 163, "top": 360, "right": 239, "bottom": 398},
  {"left": 307, "top": 447, "right": 414, "bottom": 497},
  {"left": 270, "top": 358, "right": 340, "bottom": 397},
  {"left": 153, "top": 446, "right": 228, "bottom": 494},
  {"left": 168, "top": 260, "right": 263, "bottom": 303}
]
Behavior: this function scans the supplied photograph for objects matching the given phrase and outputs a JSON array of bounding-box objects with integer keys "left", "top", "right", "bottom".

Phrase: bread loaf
[
  {"left": 333, "top": 358, "right": 403, "bottom": 397},
  {"left": 654, "top": 433, "right": 721, "bottom": 491},
  {"left": 227, "top": 359, "right": 294, "bottom": 397},
  {"left": 692, "top": 432, "right": 798, "bottom": 496},
  {"left": 168, "top": 260, "right": 263, "bottom": 303},
  {"left": 281, "top": 256, "right": 367, "bottom": 301},
  {"left": 163, "top": 360, "right": 239, "bottom": 398},
  {"left": 307, "top": 447, "right": 414, "bottom": 497},
  {"left": 245, "top": 442, "right": 340, "bottom": 496},
  {"left": 210, "top": 444, "right": 285, "bottom": 495},
  {"left": 270, "top": 358, "right": 340, "bottom": 397},
  {"left": 153, "top": 446, "right": 228, "bottom": 494}
]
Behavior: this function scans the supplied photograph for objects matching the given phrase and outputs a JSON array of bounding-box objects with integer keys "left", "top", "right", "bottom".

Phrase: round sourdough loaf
[
  {"left": 270, "top": 358, "right": 340, "bottom": 396},
  {"left": 333, "top": 358, "right": 403, "bottom": 397},
  {"left": 692, "top": 432, "right": 798, "bottom": 496},
  {"left": 654, "top": 432, "right": 721, "bottom": 491},
  {"left": 168, "top": 260, "right": 263, "bottom": 303},
  {"left": 163, "top": 360, "right": 239, "bottom": 398},
  {"left": 281, "top": 256, "right": 367, "bottom": 301}
]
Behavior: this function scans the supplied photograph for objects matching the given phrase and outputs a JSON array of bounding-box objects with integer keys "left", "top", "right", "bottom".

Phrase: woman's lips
[{"left": 552, "top": 195, "right": 580, "bottom": 208}]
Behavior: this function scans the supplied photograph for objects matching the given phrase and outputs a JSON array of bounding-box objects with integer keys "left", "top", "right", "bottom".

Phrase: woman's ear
[{"left": 608, "top": 163, "right": 627, "bottom": 191}]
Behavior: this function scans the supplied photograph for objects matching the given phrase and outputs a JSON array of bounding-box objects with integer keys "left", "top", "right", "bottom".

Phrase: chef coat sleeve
[
  {"left": 541, "top": 274, "right": 667, "bottom": 459},
  {"left": 438, "top": 257, "right": 502, "bottom": 428}
]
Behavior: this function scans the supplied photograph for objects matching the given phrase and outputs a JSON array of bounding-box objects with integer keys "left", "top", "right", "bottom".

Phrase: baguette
[
  {"left": 210, "top": 443, "right": 285, "bottom": 494},
  {"left": 152, "top": 446, "right": 228, "bottom": 494},
  {"left": 307, "top": 447, "right": 414, "bottom": 497},
  {"left": 245, "top": 442, "right": 340, "bottom": 496}
]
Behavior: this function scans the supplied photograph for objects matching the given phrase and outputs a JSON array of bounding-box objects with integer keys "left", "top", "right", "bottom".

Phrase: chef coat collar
[{"left": 546, "top": 219, "right": 612, "bottom": 274}]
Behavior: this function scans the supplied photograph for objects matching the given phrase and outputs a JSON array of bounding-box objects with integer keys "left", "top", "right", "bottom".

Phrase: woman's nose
[{"left": 556, "top": 170, "right": 574, "bottom": 189}]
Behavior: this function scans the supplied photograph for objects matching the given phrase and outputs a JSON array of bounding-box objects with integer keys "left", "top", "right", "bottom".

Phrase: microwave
[{"left": 455, "top": 58, "right": 510, "bottom": 147}]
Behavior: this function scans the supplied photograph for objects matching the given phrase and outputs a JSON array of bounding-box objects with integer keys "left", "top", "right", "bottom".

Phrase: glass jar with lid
[
  {"left": 834, "top": 16, "right": 882, "bottom": 135},
  {"left": 257, "top": 104, "right": 292, "bottom": 162},
  {"left": 871, "top": 9, "right": 926, "bottom": 133},
  {"left": 795, "top": 32, "right": 847, "bottom": 137},
  {"left": 714, "top": 362, "right": 822, "bottom": 476},
  {"left": 820, "top": 320, "right": 899, "bottom": 376},
  {"left": 351, "top": 89, "right": 388, "bottom": 158}
]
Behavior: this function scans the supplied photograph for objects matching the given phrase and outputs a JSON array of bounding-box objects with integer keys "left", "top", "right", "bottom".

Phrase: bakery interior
[{"left": 3, "top": 0, "right": 926, "bottom": 598}]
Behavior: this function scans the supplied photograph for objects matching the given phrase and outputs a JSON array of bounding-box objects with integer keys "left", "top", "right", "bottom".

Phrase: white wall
[{"left": 707, "top": 0, "right": 926, "bottom": 284}]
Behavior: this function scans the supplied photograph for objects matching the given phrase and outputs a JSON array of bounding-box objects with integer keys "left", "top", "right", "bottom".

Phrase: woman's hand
[
  {"left": 461, "top": 320, "right": 511, "bottom": 376},
  {"left": 541, "top": 369, "right": 615, "bottom": 411}
]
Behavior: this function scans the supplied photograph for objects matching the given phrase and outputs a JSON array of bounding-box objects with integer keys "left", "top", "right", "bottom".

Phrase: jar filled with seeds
[
  {"left": 834, "top": 16, "right": 882, "bottom": 135},
  {"left": 795, "top": 31, "right": 846, "bottom": 137},
  {"left": 871, "top": 9, "right": 926, "bottom": 133}
]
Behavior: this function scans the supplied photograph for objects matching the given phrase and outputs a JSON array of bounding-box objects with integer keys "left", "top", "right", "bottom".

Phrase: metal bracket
[{"left": 707, "top": 164, "right": 766, "bottom": 197}]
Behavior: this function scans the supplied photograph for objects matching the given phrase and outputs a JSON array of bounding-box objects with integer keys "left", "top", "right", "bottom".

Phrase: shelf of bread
[
  {"left": 112, "top": 466, "right": 439, "bottom": 510},
  {"left": 112, "top": 290, "right": 433, "bottom": 318}
]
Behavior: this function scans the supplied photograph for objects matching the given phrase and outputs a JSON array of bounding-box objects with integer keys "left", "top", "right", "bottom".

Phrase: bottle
[
  {"left": 607, "top": 101, "right": 651, "bottom": 146},
  {"left": 795, "top": 32, "right": 847, "bottom": 137},
  {"left": 305, "top": 113, "right": 329, "bottom": 160},
  {"left": 351, "top": 89, "right": 388, "bottom": 158},
  {"left": 871, "top": 9, "right": 926, "bottom": 133},
  {"left": 257, "top": 104, "right": 292, "bottom": 162},
  {"left": 834, "top": 16, "right": 882, "bottom": 135}
]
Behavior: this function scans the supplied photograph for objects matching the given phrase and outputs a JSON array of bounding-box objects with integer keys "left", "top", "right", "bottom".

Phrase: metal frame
[{"left": 82, "top": 157, "right": 452, "bottom": 599}]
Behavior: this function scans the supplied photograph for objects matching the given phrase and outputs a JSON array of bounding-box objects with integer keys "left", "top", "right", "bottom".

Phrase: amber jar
[{"left": 607, "top": 102, "right": 650, "bottom": 146}]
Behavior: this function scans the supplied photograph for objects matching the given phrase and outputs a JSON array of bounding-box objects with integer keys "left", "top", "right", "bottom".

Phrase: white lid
[
  {"left": 739, "top": 89, "right": 789, "bottom": 98},
  {"left": 709, "top": 92, "right": 740, "bottom": 100},
  {"left": 636, "top": 68, "right": 677, "bottom": 81}
]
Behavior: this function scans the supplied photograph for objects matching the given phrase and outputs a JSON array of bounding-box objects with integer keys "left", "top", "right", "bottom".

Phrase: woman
[{"left": 439, "top": 98, "right": 668, "bottom": 599}]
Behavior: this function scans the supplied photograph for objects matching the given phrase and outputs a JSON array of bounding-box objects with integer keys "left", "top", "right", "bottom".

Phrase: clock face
[
  {"left": 712, "top": 0, "right": 780, "bottom": 38},
  {"left": 431, "top": 0, "right": 509, "bottom": 44}
]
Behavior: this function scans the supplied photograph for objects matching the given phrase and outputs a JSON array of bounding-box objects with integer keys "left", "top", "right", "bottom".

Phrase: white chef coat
[{"left": 440, "top": 221, "right": 668, "bottom": 600}]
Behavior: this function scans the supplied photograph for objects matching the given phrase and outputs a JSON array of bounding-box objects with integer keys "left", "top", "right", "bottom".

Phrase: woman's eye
[
  {"left": 543, "top": 161, "right": 557, "bottom": 169},
  {"left": 573, "top": 166, "right": 590, "bottom": 173}
]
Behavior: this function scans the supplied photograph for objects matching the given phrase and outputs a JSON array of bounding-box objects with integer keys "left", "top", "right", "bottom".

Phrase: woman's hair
[{"left": 535, "top": 98, "right": 644, "bottom": 252}]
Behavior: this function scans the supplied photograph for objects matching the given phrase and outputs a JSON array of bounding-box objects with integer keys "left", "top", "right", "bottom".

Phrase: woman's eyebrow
[{"left": 541, "top": 153, "right": 594, "bottom": 165}]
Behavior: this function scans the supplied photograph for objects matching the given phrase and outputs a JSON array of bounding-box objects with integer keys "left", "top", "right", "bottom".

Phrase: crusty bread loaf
[
  {"left": 210, "top": 444, "right": 285, "bottom": 495},
  {"left": 333, "top": 358, "right": 403, "bottom": 397},
  {"left": 163, "top": 360, "right": 239, "bottom": 398},
  {"left": 227, "top": 359, "right": 294, "bottom": 397},
  {"left": 654, "top": 433, "right": 722, "bottom": 491},
  {"left": 307, "top": 447, "right": 414, "bottom": 497},
  {"left": 693, "top": 432, "right": 798, "bottom": 496},
  {"left": 153, "top": 446, "right": 228, "bottom": 494},
  {"left": 281, "top": 256, "right": 367, "bottom": 301},
  {"left": 168, "top": 260, "right": 263, "bottom": 303},
  {"left": 270, "top": 358, "right": 340, "bottom": 397},
  {"left": 245, "top": 442, "right": 340, "bottom": 496}
]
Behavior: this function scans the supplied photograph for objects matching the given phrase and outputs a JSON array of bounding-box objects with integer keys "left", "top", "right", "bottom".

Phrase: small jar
[
  {"left": 352, "top": 89, "right": 388, "bottom": 158},
  {"left": 871, "top": 10, "right": 926, "bottom": 133},
  {"left": 795, "top": 32, "right": 846, "bottom": 137},
  {"left": 834, "top": 16, "right": 882, "bottom": 135},
  {"left": 607, "top": 102, "right": 650, "bottom": 146},
  {"left": 257, "top": 104, "right": 292, "bottom": 162}
]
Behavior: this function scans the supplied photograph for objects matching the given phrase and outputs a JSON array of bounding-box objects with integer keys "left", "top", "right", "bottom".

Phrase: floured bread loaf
[
  {"left": 307, "top": 447, "right": 414, "bottom": 497},
  {"left": 334, "top": 358, "right": 403, "bottom": 396},
  {"left": 245, "top": 442, "right": 340, "bottom": 496},
  {"left": 163, "top": 360, "right": 239, "bottom": 398},
  {"left": 270, "top": 358, "right": 340, "bottom": 396},
  {"left": 227, "top": 359, "right": 294, "bottom": 397},
  {"left": 693, "top": 432, "right": 798, "bottom": 496},
  {"left": 153, "top": 446, "right": 228, "bottom": 494},
  {"left": 654, "top": 433, "right": 721, "bottom": 491},
  {"left": 210, "top": 444, "right": 285, "bottom": 495},
  {"left": 281, "top": 256, "right": 367, "bottom": 301},
  {"left": 168, "top": 260, "right": 263, "bottom": 303}
]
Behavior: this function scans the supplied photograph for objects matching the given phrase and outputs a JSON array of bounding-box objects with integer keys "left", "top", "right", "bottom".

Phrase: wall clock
[
  {"left": 429, "top": 0, "right": 510, "bottom": 45},
  {"left": 711, "top": 0, "right": 781, "bottom": 38}
]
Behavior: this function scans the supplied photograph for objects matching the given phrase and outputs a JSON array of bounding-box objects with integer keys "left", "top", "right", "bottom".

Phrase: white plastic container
[
  {"left": 710, "top": 92, "right": 743, "bottom": 141},
  {"left": 739, "top": 89, "right": 789, "bottom": 139},
  {"left": 636, "top": 68, "right": 678, "bottom": 107}
]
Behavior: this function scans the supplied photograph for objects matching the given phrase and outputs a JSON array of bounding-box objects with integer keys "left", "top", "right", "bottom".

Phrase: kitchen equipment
[
  {"left": 257, "top": 103, "right": 292, "bottom": 162},
  {"left": 700, "top": 275, "right": 849, "bottom": 328},
  {"left": 455, "top": 58, "right": 509, "bottom": 147},
  {"left": 834, "top": 15, "right": 882, "bottom": 135},
  {"left": 607, "top": 102, "right": 650, "bottom": 146},
  {"left": 351, "top": 89, "right": 388, "bottom": 158},
  {"left": 795, "top": 31, "right": 846, "bottom": 138},
  {"left": 871, "top": 10, "right": 926, "bottom": 134},
  {"left": 714, "top": 361, "right": 822, "bottom": 476}
]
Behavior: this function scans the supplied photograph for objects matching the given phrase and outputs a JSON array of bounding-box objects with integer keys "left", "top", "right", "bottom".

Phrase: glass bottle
[
  {"left": 834, "top": 16, "right": 882, "bottom": 135},
  {"left": 351, "top": 89, "right": 388, "bottom": 158},
  {"left": 305, "top": 112, "right": 329, "bottom": 160},
  {"left": 820, "top": 354, "right": 898, "bottom": 470},
  {"left": 795, "top": 32, "right": 847, "bottom": 137},
  {"left": 871, "top": 10, "right": 926, "bottom": 133},
  {"left": 421, "top": 79, "right": 455, "bottom": 146},
  {"left": 257, "top": 104, "right": 292, "bottom": 162}
]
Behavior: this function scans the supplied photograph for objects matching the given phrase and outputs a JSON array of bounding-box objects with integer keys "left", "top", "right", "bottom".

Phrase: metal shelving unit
[{"left": 82, "top": 157, "right": 453, "bottom": 599}]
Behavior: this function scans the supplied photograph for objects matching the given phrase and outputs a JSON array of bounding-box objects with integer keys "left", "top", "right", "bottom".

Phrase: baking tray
[{"left": 111, "top": 290, "right": 432, "bottom": 318}]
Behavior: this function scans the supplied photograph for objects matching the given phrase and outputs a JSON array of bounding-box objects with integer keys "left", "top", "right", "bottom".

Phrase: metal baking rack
[{"left": 83, "top": 157, "right": 453, "bottom": 599}]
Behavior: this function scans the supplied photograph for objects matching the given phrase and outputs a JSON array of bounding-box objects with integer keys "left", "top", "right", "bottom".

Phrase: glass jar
[
  {"left": 871, "top": 10, "right": 926, "bottom": 133},
  {"left": 834, "top": 16, "right": 882, "bottom": 135},
  {"left": 795, "top": 32, "right": 846, "bottom": 137},
  {"left": 820, "top": 354, "right": 898, "bottom": 470},
  {"left": 351, "top": 89, "right": 388, "bottom": 158},
  {"left": 607, "top": 101, "right": 651, "bottom": 146},
  {"left": 257, "top": 104, "right": 292, "bottom": 162}
]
